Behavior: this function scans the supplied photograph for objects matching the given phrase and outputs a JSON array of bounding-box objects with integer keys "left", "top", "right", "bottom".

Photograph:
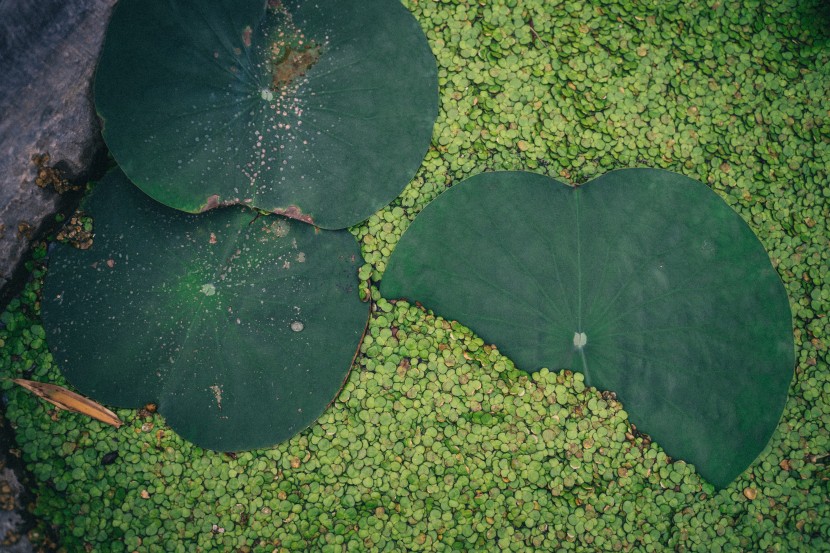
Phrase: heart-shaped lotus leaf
[
  {"left": 42, "top": 169, "right": 368, "bottom": 451},
  {"left": 381, "top": 169, "right": 794, "bottom": 488},
  {"left": 94, "top": 0, "right": 438, "bottom": 229}
]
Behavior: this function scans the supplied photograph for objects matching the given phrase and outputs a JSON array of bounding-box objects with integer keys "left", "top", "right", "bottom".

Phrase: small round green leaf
[
  {"left": 381, "top": 169, "right": 794, "bottom": 488},
  {"left": 94, "top": 0, "right": 438, "bottom": 229},
  {"left": 43, "top": 169, "right": 368, "bottom": 451}
]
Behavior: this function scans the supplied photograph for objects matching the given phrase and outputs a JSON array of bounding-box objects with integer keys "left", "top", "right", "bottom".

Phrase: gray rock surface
[
  {"left": 0, "top": 0, "right": 115, "bottom": 298},
  {"left": 0, "top": 463, "right": 32, "bottom": 552}
]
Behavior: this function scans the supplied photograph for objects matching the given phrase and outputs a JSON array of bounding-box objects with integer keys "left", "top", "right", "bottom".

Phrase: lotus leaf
[
  {"left": 381, "top": 169, "right": 794, "bottom": 488},
  {"left": 42, "top": 169, "right": 368, "bottom": 451},
  {"left": 94, "top": 0, "right": 438, "bottom": 229}
]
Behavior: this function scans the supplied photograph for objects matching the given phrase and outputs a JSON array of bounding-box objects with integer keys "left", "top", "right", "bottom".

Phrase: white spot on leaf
[{"left": 209, "top": 385, "right": 223, "bottom": 409}]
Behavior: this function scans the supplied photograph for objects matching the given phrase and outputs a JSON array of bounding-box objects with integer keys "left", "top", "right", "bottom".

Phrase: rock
[
  {"left": 0, "top": 407, "right": 43, "bottom": 553},
  {"left": 0, "top": 0, "right": 115, "bottom": 299},
  {"left": 0, "top": 468, "right": 31, "bottom": 553}
]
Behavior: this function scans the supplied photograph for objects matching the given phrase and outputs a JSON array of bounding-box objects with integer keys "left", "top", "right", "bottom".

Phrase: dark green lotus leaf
[
  {"left": 94, "top": 0, "right": 437, "bottom": 229},
  {"left": 42, "top": 169, "right": 368, "bottom": 451},
  {"left": 381, "top": 169, "right": 794, "bottom": 488}
]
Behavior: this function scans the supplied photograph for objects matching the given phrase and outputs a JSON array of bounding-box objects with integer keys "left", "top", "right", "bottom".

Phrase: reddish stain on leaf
[
  {"left": 270, "top": 44, "right": 322, "bottom": 90},
  {"left": 272, "top": 205, "right": 314, "bottom": 225},
  {"left": 200, "top": 195, "right": 222, "bottom": 212}
]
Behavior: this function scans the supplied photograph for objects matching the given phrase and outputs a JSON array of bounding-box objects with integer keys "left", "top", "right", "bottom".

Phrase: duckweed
[{"left": 2, "top": 0, "right": 830, "bottom": 549}]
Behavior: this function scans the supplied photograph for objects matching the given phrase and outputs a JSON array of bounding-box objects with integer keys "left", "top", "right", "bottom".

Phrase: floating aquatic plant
[
  {"left": 382, "top": 169, "right": 795, "bottom": 488},
  {"left": 41, "top": 170, "right": 369, "bottom": 450},
  {"left": 94, "top": 0, "right": 438, "bottom": 229}
]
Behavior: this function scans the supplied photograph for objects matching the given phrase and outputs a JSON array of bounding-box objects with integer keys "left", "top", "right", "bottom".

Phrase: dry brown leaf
[{"left": 12, "top": 379, "right": 122, "bottom": 428}]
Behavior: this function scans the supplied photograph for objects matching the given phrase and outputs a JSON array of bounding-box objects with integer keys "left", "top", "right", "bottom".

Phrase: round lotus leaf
[
  {"left": 381, "top": 169, "right": 794, "bottom": 488},
  {"left": 94, "top": 0, "right": 438, "bottom": 229},
  {"left": 42, "top": 169, "right": 368, "bottom": 451}
]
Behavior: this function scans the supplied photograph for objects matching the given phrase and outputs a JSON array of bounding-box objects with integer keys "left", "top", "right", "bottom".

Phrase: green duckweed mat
[{"left": 1, "top": 0, "right": 829, "bottom": 550}]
